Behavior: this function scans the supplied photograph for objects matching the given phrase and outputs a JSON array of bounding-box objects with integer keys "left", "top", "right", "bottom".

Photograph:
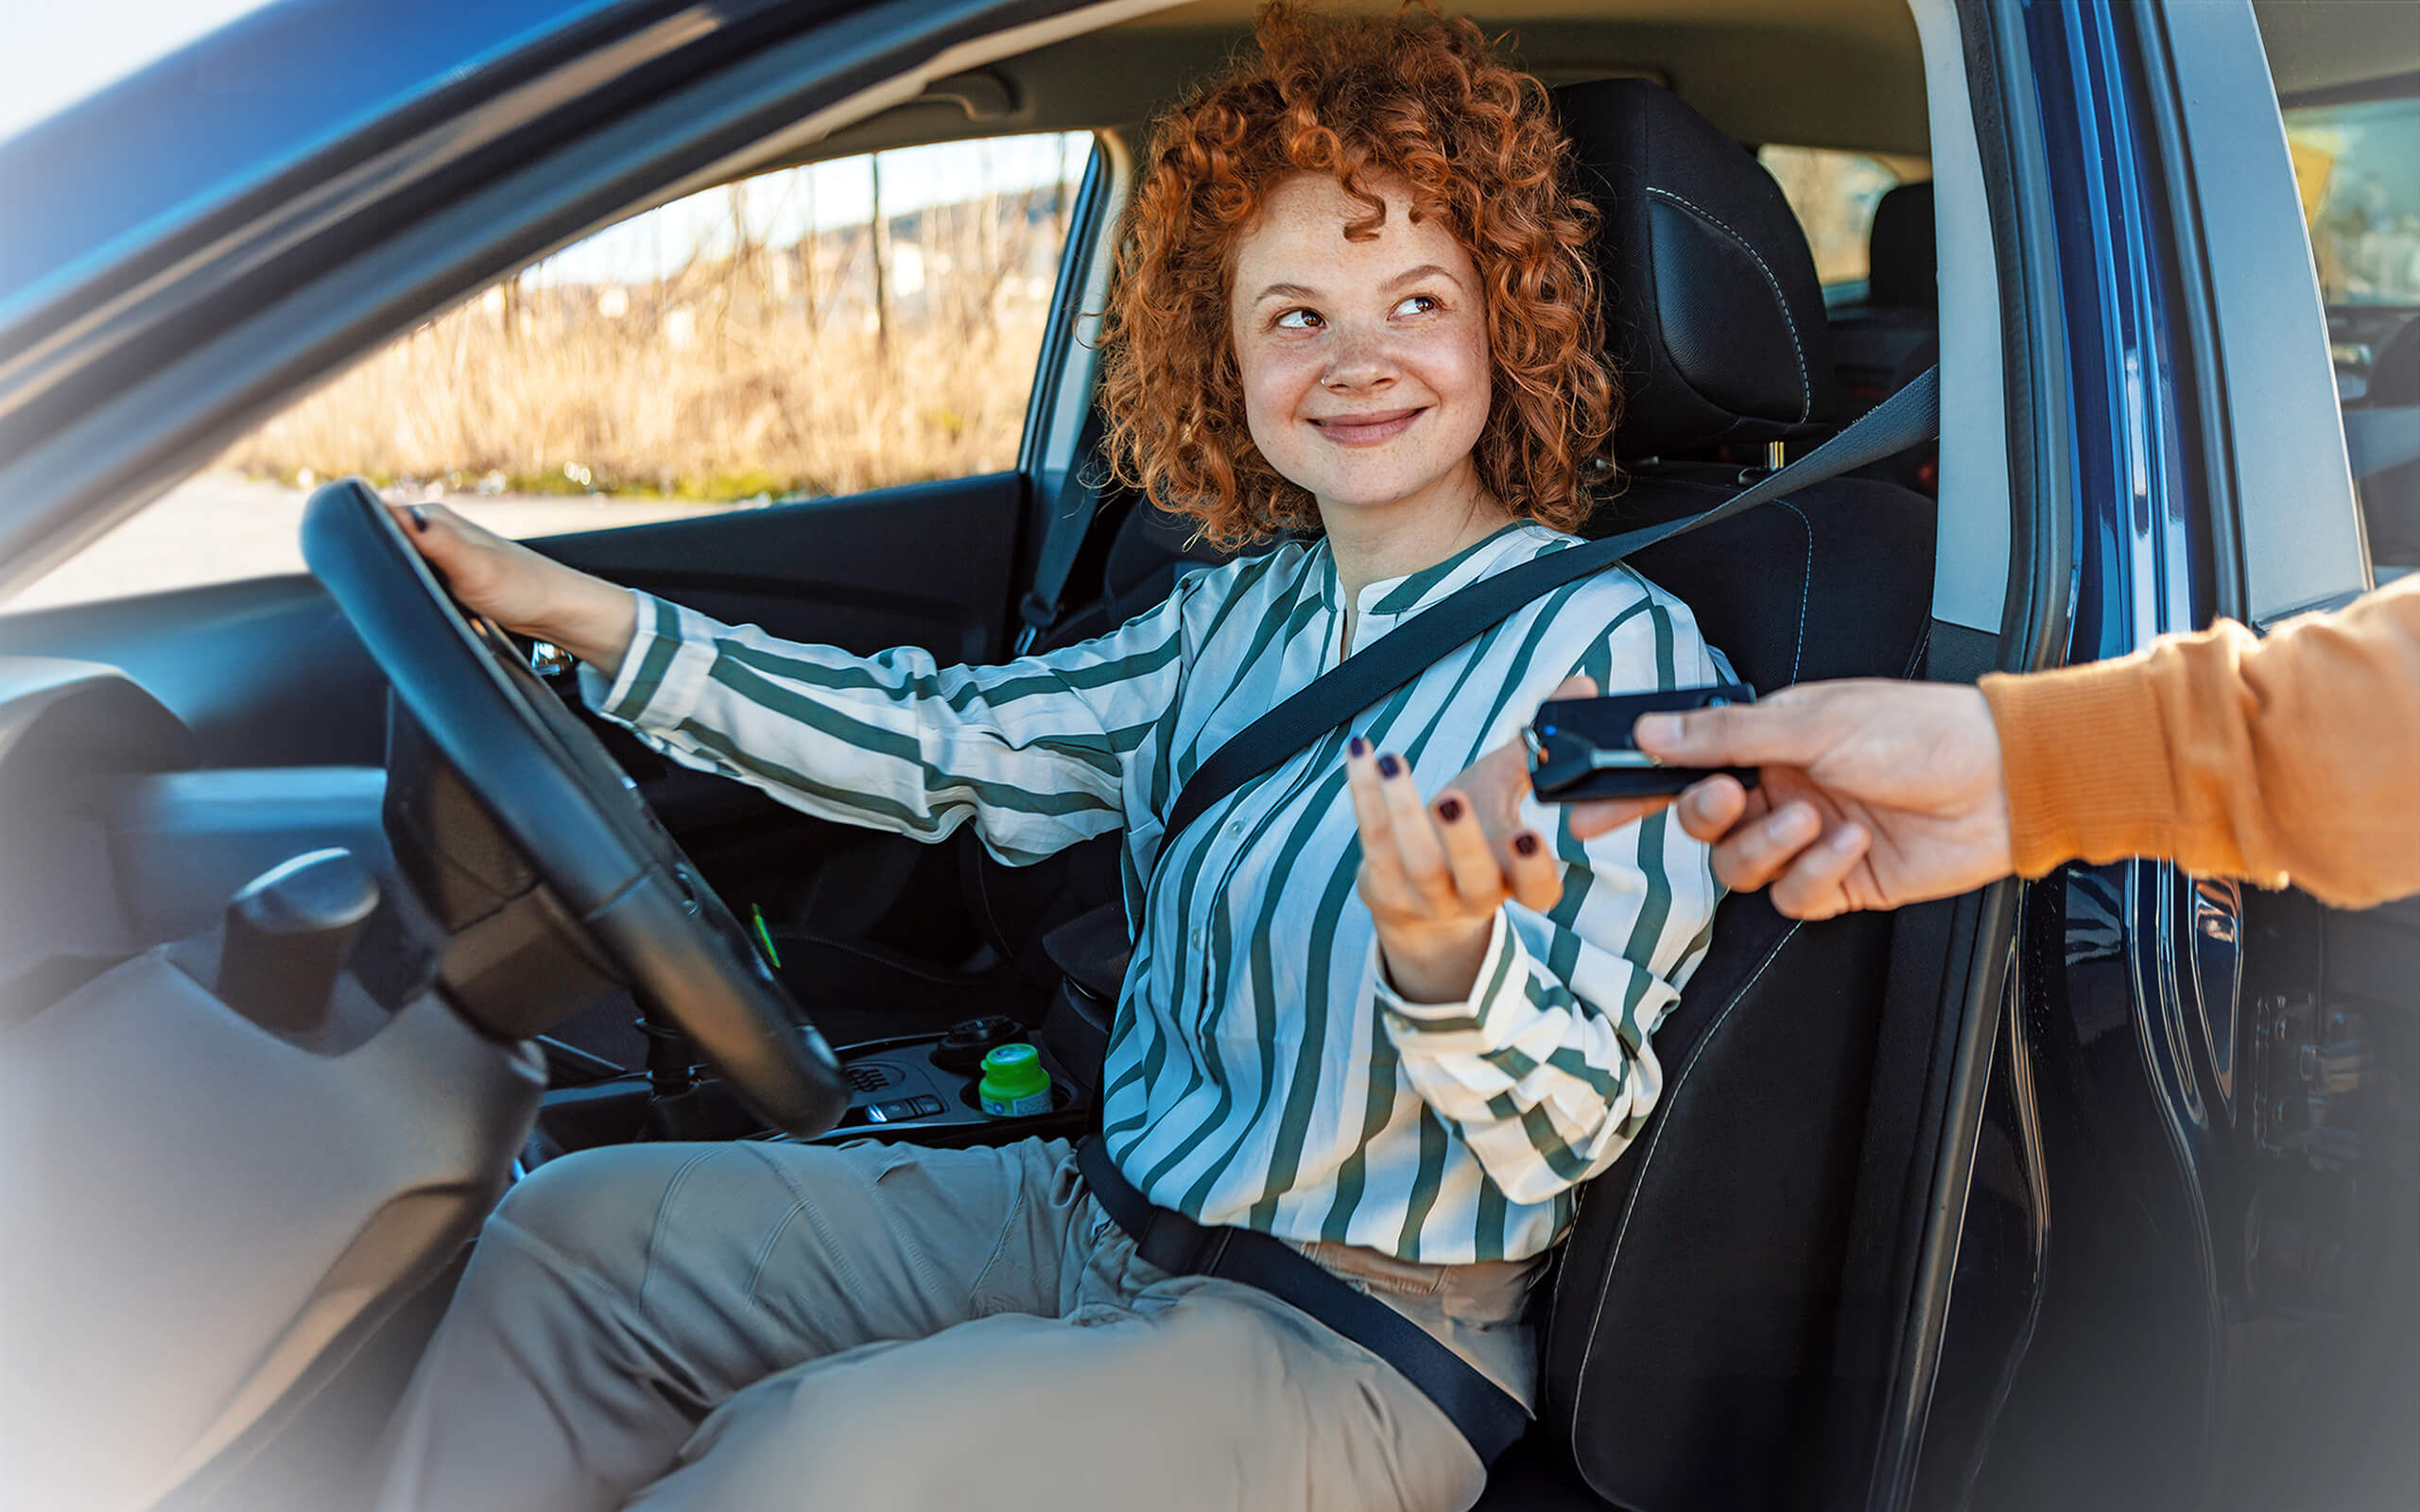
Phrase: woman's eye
[
  {"left": 1274, "top": 308, "right": 1322, "bottom": 331},
  {"left": 1392, "top": 294, "right": 1439, "bottom": 318}
]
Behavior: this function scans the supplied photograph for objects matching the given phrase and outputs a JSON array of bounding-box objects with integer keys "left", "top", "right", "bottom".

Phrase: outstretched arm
[
  {"left": 1574, "top": 574, "right": 2420, "bottom": 915},
  {"left": 391, "top": 499, "right": 1201, "bottom": 865}
]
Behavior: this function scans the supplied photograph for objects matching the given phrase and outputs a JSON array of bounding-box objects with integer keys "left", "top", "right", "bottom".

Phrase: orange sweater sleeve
[{"left": 1978, "top": 574, "right": 2420, "bottom": 909}]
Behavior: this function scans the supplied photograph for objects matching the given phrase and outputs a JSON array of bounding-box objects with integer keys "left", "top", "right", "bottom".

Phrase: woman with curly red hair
[{"left": 374, "top": 8, "right": 1726, "bottom": 1510}]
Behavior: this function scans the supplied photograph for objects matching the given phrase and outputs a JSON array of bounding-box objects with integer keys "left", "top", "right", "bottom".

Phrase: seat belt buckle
[
  {"left": 1013, "top": 593, "right": 1058, "bottom": 656},
  {"left": 1131, "top": 1205, "right": 1229, "bottom": 1277}
]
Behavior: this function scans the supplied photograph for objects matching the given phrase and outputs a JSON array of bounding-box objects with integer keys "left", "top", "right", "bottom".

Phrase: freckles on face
[{"left": 1226, "top": 173, "right": 1493, "bottom": 515}]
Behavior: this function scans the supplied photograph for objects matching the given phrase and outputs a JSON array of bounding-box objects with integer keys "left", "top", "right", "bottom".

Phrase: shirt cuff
[
  {"left": 578, "top": 589, "right": 718, "bottom": 732},
  {"left": 1373, "top": 908, "right": 1528, "bottom": 1042}
]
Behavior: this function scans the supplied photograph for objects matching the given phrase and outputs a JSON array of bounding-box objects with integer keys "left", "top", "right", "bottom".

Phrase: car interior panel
[{"left": 1, "top": 1, "right": 2411, "bottom": 1508}]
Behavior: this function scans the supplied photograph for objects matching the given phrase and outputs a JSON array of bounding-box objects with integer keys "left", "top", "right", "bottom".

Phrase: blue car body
[{"left": 0, "top": 3, "right": 2408, "bottom": 1508}]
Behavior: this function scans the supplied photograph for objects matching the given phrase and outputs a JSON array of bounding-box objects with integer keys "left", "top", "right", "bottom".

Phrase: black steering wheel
[{"left": 302, "top": 479, "right": 849, "bottom": 1138}]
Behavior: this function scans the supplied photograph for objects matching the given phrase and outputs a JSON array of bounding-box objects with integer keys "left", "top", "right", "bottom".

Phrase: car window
[
  {"left": 1757, "top": 145, "right": 1905, "bottom": 295},
  {"left": 2286, "top": 95, "right": 2420, "bottom": 310},
  {"left": 2283, "top": 94, "right": 2420, "bottom": 396},
  {"left": 2280, "top": 91, "right": 2420, "bottom": 576},
  {"left": 13, "top": 131, "right": 1097, "bottom": 610}
]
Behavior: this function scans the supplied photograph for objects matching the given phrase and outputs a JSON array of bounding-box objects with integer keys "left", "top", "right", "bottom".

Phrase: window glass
[
  {"left": 1756, "top": 145, "right": 1904, "bottom": 290},
  {"left": 13, "top": 132, "right": 1095, "bottom": 611},
  {"left": 2285, "top": 95, "right": 2420, "bottom": 309},
  {"left": 2282, "top": 92, "right": 2420, "bottom": 575}
]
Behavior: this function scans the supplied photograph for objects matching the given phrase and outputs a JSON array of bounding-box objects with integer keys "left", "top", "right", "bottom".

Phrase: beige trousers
[{"left": 372, "top": 1137, "right": 1537, "bottom": 1512}]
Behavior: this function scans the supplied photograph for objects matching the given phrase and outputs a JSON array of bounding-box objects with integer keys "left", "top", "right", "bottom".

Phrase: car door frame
[{"left": 1886, "top": 3, "right": 2397, "bottom": 1509}]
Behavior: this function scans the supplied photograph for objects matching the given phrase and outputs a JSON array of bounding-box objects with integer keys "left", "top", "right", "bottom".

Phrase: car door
[
  {"left": 1910, "top": 6, "right": 2415, "bottom": 1508},
  {"left": 1876, "top": 3, "right": 2416, "bottom": 1507}
]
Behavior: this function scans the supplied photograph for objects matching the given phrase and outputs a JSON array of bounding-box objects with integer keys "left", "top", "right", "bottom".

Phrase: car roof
[
  {"left": 9, "top": 0, "right": 2416, "bottom": 328},
  {"left": 0, "top": 0, "right": 1937, "bottom": 326}
]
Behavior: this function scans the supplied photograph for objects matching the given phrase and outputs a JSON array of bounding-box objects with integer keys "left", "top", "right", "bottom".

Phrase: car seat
[
  {"left": 1466, "top": 78, "right": 1934, "bottom": 1510},
  {"left": 1829, "top": 180, "right": 1939, "bottom": 404}
]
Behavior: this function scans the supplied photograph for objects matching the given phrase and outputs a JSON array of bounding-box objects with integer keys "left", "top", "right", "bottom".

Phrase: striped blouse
[{"left": 584, "top": 521, "right": 1727, "bottom": 1263}]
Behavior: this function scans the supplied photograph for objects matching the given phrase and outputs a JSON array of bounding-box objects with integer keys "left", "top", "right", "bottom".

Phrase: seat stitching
[
  {"left": 1643, "top": 185, "right": 1811, "bottom": 424},
  {"left": 1562, "top": 920, "right": 1805, "bottom": 1436},
  {"left": 1778, "top": 500, "right": 1814, "bottom": 683}
]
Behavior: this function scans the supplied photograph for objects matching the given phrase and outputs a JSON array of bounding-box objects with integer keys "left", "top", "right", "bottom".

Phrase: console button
[{"left": 865, "top": 1094, "right": 949, "bottom": 1124}]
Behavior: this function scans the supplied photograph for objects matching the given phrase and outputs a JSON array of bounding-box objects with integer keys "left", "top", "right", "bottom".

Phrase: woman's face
[{"left": 1228, "top": 173, "right": 1494, "bottom": 524}]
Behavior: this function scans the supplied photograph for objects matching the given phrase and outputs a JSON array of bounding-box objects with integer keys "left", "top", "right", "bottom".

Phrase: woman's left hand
[{"left": 1346, "top": 676, "right": 1585, "bottom": 1003}]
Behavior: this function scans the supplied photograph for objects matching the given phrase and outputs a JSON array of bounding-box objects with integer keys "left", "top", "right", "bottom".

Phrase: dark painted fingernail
[
  {"left": 1377, "top": 753, "right": 1402, "bottom": 779},
  {"left": 1348, "top": 736, "right": 1370, "bottom": 758},
  {"left": 1513, "top": 833, "right": 1541, "bottom": 857},
  {"left": 408, "top": 505, "right": 429, "bottom": 533},
  {"left": 1436, "top": 797, "right": 1464, "bottom": 823}
]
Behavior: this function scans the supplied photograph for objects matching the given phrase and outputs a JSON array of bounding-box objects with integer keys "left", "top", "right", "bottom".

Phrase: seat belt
[
  {"left": 1159, "top": 367, "right": 1941, "bottom": 850},
  {"left": 1077, "top": 1137, "right": 1531, "bottom": 1465},
  {"left": 1014, "top": 408, "right": 1111, "bottom": 655}
]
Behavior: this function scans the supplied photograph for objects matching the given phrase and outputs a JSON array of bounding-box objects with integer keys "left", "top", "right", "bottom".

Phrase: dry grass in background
[
  {"left": 222, "top": 184, "right": 1068, "bottom": 502},
  {"left": 219, "top": 153, "right": 1899, "bottom": 504}
]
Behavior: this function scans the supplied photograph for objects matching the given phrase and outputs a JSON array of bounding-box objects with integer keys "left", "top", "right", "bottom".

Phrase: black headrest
[
  {"left": 1552, "top": 79, "right": 1840, "bottom": 455},
  {"left": 1867, "top": 180, "right": 1937, "bottom": 309}
]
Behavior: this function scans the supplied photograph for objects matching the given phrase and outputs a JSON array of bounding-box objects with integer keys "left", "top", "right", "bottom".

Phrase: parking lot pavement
[{"left": 5, "top": 472, "right": 739, "bottom": 611}]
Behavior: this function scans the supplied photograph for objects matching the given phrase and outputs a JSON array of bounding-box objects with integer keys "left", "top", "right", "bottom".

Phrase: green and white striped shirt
[{"left": 587, "top": 522, "right": 1725, "bottom": 1263}]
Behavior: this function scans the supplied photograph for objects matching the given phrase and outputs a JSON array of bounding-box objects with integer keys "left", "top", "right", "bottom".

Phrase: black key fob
[{"left": 1525, "top": 685, "right": 1760, "bottom": 802}]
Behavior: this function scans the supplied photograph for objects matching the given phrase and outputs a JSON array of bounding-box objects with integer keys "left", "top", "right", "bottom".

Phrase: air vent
[{"left": 845, "top": 1062, "right": 902, "bottom": 1093}]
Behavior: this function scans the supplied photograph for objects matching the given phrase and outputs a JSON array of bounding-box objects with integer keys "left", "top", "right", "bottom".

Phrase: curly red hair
[{"left": 1096, "top": 2, "right": 1616, "bottom": 548}]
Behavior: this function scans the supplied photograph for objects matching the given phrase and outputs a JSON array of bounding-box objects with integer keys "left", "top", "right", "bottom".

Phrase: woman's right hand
[
  {"left": 385, "top": 501, "right": 640, "bottom": 677},
  {"left": 1569, "top": 679, "right": 2014, "bottom": 920}
]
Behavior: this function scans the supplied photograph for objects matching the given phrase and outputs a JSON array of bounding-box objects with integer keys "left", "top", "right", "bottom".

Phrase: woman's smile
[{"left": 1307, "top": 406, "right": 1426, "bottom": 446}]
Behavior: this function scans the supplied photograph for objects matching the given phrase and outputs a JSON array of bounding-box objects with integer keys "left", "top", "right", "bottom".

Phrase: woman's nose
[{"left": 1320, "top": 327, "right": 1397, "bottom": 390}]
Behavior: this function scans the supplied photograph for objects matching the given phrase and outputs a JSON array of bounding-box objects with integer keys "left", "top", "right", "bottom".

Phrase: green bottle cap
[{"left": 978, "top": 1042, "right": 1052, "bottom": 1117}]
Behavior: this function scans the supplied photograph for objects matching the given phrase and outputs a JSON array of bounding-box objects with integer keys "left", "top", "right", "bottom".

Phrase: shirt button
[{"left": 1189, "top": 929, "right": 1206, "bottom": 950}]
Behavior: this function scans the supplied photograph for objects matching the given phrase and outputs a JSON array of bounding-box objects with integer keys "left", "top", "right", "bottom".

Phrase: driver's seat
[{"left": 1469, "top": 79, "right": 1936, "bottom": 1508}]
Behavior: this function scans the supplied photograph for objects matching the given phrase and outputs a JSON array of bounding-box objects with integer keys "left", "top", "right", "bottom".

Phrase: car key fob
[{"left": 1524, "top": 684, "right": 1760, "bottom": 801}]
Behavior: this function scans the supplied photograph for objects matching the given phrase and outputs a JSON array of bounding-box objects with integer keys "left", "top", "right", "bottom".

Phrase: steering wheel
[{"left": 302, "top": 479, "right": 850, "bottom": 1138}]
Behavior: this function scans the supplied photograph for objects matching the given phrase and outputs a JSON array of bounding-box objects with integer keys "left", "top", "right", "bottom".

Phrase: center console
[
  {"left": 532, "top": 1006, "right": 1100, "bottom": 1160},
  {"left": 804, "top": 1027, "right": 1090, "bottom": 1144}
]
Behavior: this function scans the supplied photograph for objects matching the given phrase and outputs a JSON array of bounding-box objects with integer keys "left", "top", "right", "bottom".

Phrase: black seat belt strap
[
  {"left": 1077, "top": 1137, "right": 1530, "bottom": 1465},
  {"left": 1015, "top": 407, "right": 1112, "bottom": 655},
  {"left": 1159, "top": 367, "right": 1941, "bottom": 849}
]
